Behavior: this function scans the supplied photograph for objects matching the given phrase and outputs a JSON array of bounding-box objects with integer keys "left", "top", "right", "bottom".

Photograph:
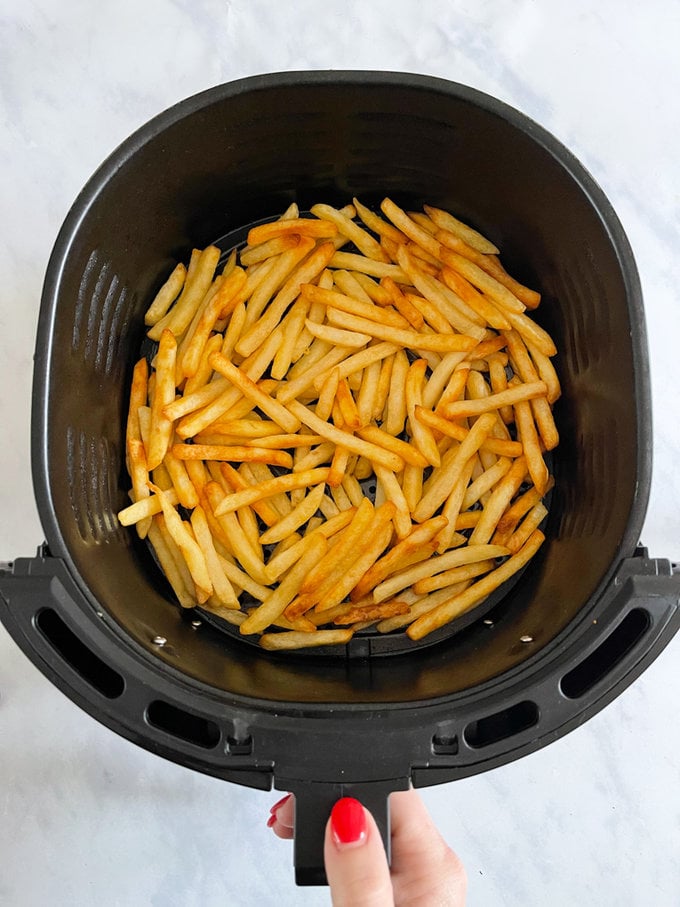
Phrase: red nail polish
[
  {"left": 270, "top": 793, "right": 291, "bottom": 815},
  {"left": 266, "top": 813, "right": 277, "bottom": 828},
  {"left": 330, "top": 797, "right": 367, "bottom": 847}
]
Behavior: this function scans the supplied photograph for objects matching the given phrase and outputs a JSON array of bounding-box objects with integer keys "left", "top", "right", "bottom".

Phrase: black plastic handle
[{"left": 279, "top": 778, "right": 409, "bottom": 886}]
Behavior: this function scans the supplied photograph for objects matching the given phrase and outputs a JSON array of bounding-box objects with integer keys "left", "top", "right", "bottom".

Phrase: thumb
[{"left": 324, "top": 798, "right": 393, "bottom": 907}]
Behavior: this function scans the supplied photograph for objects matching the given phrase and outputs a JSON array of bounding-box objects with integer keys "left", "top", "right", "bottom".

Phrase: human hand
[{"left": 268, "top": 789, "right": 466, "bottom": 906}]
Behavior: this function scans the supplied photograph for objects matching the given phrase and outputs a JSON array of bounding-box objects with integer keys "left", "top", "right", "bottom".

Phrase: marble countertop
[{"left": 1, "top": 2, "right": 679, "bottom": 905}]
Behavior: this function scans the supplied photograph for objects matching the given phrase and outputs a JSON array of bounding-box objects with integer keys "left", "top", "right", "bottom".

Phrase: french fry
[
  {"left": 190, "top": 505, "right": 239, "bottom": 608},
  {"left": 147, "top": 329, "right": 177, "bottom": 470},
  {"left": 172, "top": 444, "right": 293, "bottom": 468},
  {"left": 373, "top": 543, "right": 509, "bottom": 604},
  {"left": 150, "top": 484, "right": 212, "bottom": 599},
  {"left": 304, "top": 319, "right": 371, "bottom": 348},
  {"left": 208, "top": 351, "right": 300, "bottom": 432},
  {"left": 311, "top": 203, "right": 388, "bottom": 261},
  {"left": 412, "top": 412, "right": 497, "bottom": 522},
  {"left": 259, "top": 629, "right": 353, "bottom": 650},
  {"left": 287, "top": 400, "right": 404, "bottom": 471},
  {"left": 406, "top": 359, "right": 441, "bottom": 468},
  {"left": 413, "top": 558, "right": 495, "bottom": 594},
  {"left": 326, "top": 307, "right": 478, "bottom": 353},
  {"left": 506, "top": 501, "right": 548, "bottom": 554},
  {"left": 150, "top": 245, "right": 221, "bottom": 340},
  {"left": 237, "top": 240, "right": 335, "bottom": 355},
  {"left": 147, "top": 516, "right": 196, "bottom": 608},
  {"left": 213, "top": 467, "right": 330, "bottom": 516},
  {"left": 423, "top": 204, "right": 499, "bottom": 254},
  {"left": 440, "top": 381, "right": 547, "bottom": 420},
  {"left": 328, "top": 251, "right": 408, "bottom": 282},
  {"left": 145, "top": 263, "right": 187, "bottom": 326},
  {"left": 313, "top": 505, "right": 395, "bottom": 612},
  {"left": 259, "top": 484, "right": 326, "bottom": 545},
  {"left": 407, "top": 531, "right": 545, "bottom": 639},
  {"left": 240, "top": 534, "right": 328, "bottom": 635},
  {"left": 468, "top": 456, "right": 528, "bottom": 545},
  {"left": 246, "top": 218, "right": 338, "bottom": 245},
  {"left": 514, "top": 398, "right": 549, "bottom": 494},
  {"left": 239, "top": 234, "right": 300, "bottom": 267},
  {"left": 118, "top": 487, "right": 179, "bottom": 526}
]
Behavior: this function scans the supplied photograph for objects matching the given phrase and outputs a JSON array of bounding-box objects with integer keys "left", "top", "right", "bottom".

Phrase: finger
[
  {"left": 324, "top": 797, "right": 394, "bottom": 907},
  {"left": 267, "top": 793, "right": 295, "bottom": 840},
  {"left": 389, "top": 789, "right": 467, "bottom": 904}
]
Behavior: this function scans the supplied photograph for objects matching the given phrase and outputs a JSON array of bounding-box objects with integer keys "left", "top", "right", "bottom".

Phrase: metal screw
[
  {"left": 483, "top": 619, "right": 494, "bottom": 626},
  {"left": 152, "top": 635, "right": 167, "bottom": 646},
  {"left": 520, "top": 634, "right": 534, "bottom": 644},
  {"left": 96, "top": 611, "right": 104, "bottom": 618},
  {"left": 190, "top": 620, "right": 202, "bottom": 629}
]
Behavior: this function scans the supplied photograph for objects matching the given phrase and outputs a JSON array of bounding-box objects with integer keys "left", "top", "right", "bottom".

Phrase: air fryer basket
[{"left": 1, "top": 72, "right": 678, "bottom": 886}]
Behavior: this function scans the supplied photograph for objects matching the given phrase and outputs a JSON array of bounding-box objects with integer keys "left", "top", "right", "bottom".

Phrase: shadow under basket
[{"left": 1, "top": 72, "right": 678, "bottom": 886}]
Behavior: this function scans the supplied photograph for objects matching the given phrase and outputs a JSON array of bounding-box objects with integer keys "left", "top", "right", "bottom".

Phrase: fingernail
[
  {"left": 269, "top": 794, "right": 291, "bottom": 815},
  {"left": 266, "top": 813, "right": 278, "bottom": 828},
  {"left": 330, "top": 797, "right": 367, "bottom": 848}
]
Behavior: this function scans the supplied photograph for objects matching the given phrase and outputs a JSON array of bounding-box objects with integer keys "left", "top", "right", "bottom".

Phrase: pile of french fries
[{"left": 118, "top": 197, "right": 559, "bottom": 650}]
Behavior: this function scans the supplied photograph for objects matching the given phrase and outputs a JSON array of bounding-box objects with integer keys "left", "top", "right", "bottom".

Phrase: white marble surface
[{"left": 1, "top": 2, "right": 679, "bottom": 905}]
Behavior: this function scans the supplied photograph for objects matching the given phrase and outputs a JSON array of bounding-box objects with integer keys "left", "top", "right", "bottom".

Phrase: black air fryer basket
[{"left": 1, "top": 72, "right": 678, "bottom": 885}]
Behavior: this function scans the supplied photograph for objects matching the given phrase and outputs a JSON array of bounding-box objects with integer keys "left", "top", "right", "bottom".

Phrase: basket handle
[{"left": 280, "top": 778, "right": 408, "bottom": 886}]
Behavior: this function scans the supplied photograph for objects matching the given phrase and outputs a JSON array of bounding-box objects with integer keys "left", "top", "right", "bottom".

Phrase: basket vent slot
[
  {"left": 560, "top": 608, "right": 650, "bottom": 699},
  {"left": 146, "top": 700, "right": 221, "bottom": 750},
  {"left": 72, "top": 249, "right": 137, "bottom": 379},
  {"left": 66, "top": 427, "right": 125, "bottom": 544},
  {"left": 464, "top": 700, "right": 539, "bottom": 749},
  {"left": 35, "top": 608, "right": 125, "bottom": 699}
]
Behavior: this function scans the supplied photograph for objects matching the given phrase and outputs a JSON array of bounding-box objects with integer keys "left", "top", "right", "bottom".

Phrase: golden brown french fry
[
  {"left": 311, "top": 203, "right": 388, "bottom": 261},
  {"left": 287, "top": 400, "right": 404, "bottom": 471},
  {"left": 353, "top": 197, "right": 406, "bottom": 244},
  {"left": 405, "top": 359, "right": 441, "bottom": 468},
  {"left": 259, "top": 484, "right": 326, "bottom": 545},
  {"left": 407, "top": 531, "right": 545, "bottom": 639},
  {"left": 493, "top": 478, "right": 553, "bottom": 544},
  {"left": 164, "top": 444, "right": 200, "bottom": 509},
  {"left": 172, "top": 444, "right": 293, "bottom": 468},
  {"left": 329, "top": 251, "right": 408, "bottom": 282},
  {"left": 355, "top": 425, "right": 429, "bottom": 469},
  {"left": 117, "top": 487, "right": 179, "bottom": 526},
  {"left": 145, "top": 263, "right": 187, "bottom": 326},
  {"left": 212, "top": 467, "right": 330, "bottom": 516},
  {"left": 301, "top": 283, "right": 410, "bottom": 329},
  {"left": 436, "top": 459, "right": 476, "bottom": 553},
  {"left": 259, "top": 629, "right": 353, "bottom": 650},
  {"left": 150, "top": 484, "right": 212, "bottom": 599},
  {"left": 147, "top": 329, "right": 177, "bottom": 471},
  {"left": 412, "top": 412, "right": 497, "bottom": 522},
  {"left": 380, "top": 198, "right": 441, "bottom": 258},
  {"left": 506, "top": 501, "right": 548, "bottom": 554},
  {"left": 423, "top": 204, "right": 499, "bottom": 254},
  {"left": 150, "top": 245, "right": 221, "bottom": 340},
  {"left": 126, "top": 438, "right": 152, "bottom": 539},
  {"left": 334, "top": 601, "right": 410, "bottom": 625},
  {"left": 374, "top": 465, "right": 411, "bottom": 539},
  {"left": 413, "top": 558, "right": 495, "bottom": 594},
  {"left": 373, "top": 542, "right": 509, "bottom": 604},
  {"left": 440, "top": 381, "right": 547, "bottom": 420},
  {"left": 326, "top": 307, "right": 477, "bottom": 353},
  {"left": 246, "top": 218, "right": 338, "bottom": 245},
  {"left": 514, "top": 398, "right": 549, "bottom": 494},
  {"left": 240, "top": 534, "right": 328, "bottom": 635},
  {"left": 208, "top": 351, "right": 300, "bottom": 432},
  {"left": 356, "top": 360, "right": 382, "bottom": 427},
  {"left": 238, "top": 241, "right": 335, "bottom": 356},
  {"left": 314, "top": 505, "right": 395, "bottom": 612},
  {"left": 239, "top": 234, "right": 300, "bottom": 267},
  {"left": 462, "top": 457, "right": 512, "bottom": 509},
  {"left": 190, "top": 505, "right": 239, "bottom": 608},
  {"left": 304, "top": 319, "right": 371, "bottom": 348},
  {"left": 468, "top": 456, "right": 528, "bottom": 545},
  {"left": 439, "top": 248, "right": 525, "bottom": 315},
  {"left": 376, "top": 585, "right": 471, "bottom": 633},
  {"left": 180, "top": 267, "right": 247, "bottom": 378},
  {"left": 147, "top": 518, "right": 196, "bottom": 608},
  {"left": 335, "top": 377, "right": 363, "bottom": 430}
]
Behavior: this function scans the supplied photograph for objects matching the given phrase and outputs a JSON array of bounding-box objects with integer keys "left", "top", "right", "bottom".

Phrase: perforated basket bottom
[{"left": 141, "top": 214, "right": 552, "bottom": 658}]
